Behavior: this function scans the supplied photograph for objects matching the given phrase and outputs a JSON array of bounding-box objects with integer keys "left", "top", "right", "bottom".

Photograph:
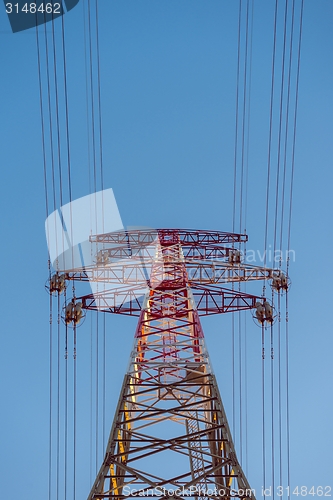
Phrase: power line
[
  {"left": 273, "top": 0, "right": 289, "bottom": 259},
  {"left": 287, "top": 0, "right": 304, "bottom": 256},
  {"left": 232, "top": 0, "right": 242, "bottom": 234},
  {"left": 264, "top": 0, "right": 279, "bottom": 271},
  {"left": 279, "top": 0, "right": 296, "bottom": 259}
]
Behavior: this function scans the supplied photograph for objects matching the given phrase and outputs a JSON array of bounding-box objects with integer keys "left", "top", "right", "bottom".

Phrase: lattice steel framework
[{"left": 64, "top": 229, "right": 278, "bottom": 500}]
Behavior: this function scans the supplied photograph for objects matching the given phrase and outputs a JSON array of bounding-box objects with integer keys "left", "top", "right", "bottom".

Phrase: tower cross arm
[
  {"left": 89, "top": 228, "right": 248, "bottom": 246},
  {"left": 191, "top": 284, "right": 263, "bottom": 316},
  {"left": 76, "top": 284, "right": 263, "bottom": 317},
  {"left": 188, "top": 262, "right": 275, "bottom": 285},
  {"left": 65, "top": 262, "right": 276, "bottom": 286}
]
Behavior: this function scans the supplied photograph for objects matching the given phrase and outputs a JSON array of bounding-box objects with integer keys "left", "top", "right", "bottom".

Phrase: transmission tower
[{"left": 60, "top": 228, "right": 282, "bottom": 500}]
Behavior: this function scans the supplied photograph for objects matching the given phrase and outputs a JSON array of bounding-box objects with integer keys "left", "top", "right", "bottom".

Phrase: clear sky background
[{"left": 0, "top": 1, "right": 332, "bottom": 499}]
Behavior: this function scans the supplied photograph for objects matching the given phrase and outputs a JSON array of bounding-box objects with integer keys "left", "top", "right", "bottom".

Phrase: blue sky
[{"left": 0, "top": 0, "right": 332, "bottom": 498}]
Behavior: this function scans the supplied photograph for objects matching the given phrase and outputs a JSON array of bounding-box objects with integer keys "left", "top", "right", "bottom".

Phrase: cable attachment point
[
  {"left": 95, "top": 249, "right": 109, "bottom": 266},
  {"left": 46, "top": 273, "right": 67, "bottom": 295},
  {"left": 228, "top": 249, "right": 242, "bottom": 265},
  {"left": 253, "top": 300, "right": 275, "bottom": 326},
  {"left": 63, "top": 299, "right": 85, "bottom": 327},
  {"left": 271, "top": 269, "right": 290, "bottom": 294}
]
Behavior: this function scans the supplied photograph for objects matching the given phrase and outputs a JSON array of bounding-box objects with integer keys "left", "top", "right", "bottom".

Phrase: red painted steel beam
[
  {"left": 80, "top": 286, "right": 261, "bottom": 317},
  {"left": 89, "top": 228, "right": 248, "bottom": 246}
]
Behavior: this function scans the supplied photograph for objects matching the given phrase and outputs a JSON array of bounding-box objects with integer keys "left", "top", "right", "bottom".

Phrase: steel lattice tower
[{"left": 63, "top": 228, "right": 280, "bottom": 500}]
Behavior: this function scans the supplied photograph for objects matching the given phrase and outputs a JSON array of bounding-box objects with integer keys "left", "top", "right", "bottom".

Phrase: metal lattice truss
[
  {"left": 72, "top": 229, "right": 270, "bottom": 500},
  {"left": 89, "top": 228, "right": 248, "bottom": 246},
  {"left": 65, "top": 229, "right": 276, "bottom": 316},
  {"left": 88, "top": 294, "right": 255, "bottom": 500},
  {"left": 67, "top": 261, "right": 273, "bottom": 287},
  {"left": 80, "top": 285, "right": 259, "bottom": 317},
  {"left": 57, "top": 229, "right": 283, "bottom": 499}
]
